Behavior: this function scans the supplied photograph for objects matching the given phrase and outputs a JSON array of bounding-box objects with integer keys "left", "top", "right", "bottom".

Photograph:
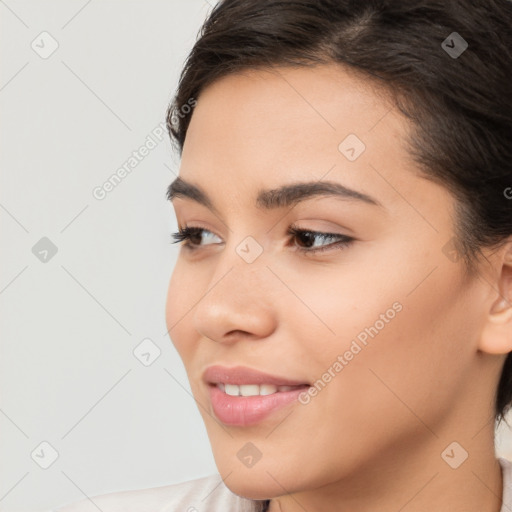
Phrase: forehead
[
  {"left": 177, "top": 64, "right": 427, "bottom": 215},
  {"left": 185, "top": 63, "right": 397, "bottom": 140}
]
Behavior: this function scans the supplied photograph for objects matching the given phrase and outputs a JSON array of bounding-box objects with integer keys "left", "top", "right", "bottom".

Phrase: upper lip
[{"left": 203, "top": 365, "right": 310, "bottom": 386}]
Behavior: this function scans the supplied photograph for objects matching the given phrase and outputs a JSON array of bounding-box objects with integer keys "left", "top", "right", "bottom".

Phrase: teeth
[
  {"left": 225, "top": 384, "right": 239, "bottom": 396},
  {"left": 259, "top": 384, "right": 278, "bottom": 395},
  {"left": 216, "top": 383, "right": 300, "bottom": 396},
  {"left": 240, "top": 384, "right": 260, "bottom": 396}
]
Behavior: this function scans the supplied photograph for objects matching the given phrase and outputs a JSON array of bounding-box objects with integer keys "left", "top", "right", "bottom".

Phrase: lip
[
  {"left": 203, "top": 365, "right": 310, "bottom": 427},
  {"left": 203, "top": 365, "right": 309, "bottom": 386}
]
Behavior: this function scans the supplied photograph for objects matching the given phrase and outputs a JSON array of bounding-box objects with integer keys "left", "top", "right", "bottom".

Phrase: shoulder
[
  {"left": 500, "top": 457, "right": 512, "bottom": 488},
  {"left": 52, "top": 474, "right": 265, "bottom": 512},
  {"left": 499, "top": 456, "right": 512, "bottom": 512}
]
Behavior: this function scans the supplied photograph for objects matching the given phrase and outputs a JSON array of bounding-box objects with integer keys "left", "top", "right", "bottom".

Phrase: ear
[{"left": 479, "top": 239, "right": 512, "bottom": 355}]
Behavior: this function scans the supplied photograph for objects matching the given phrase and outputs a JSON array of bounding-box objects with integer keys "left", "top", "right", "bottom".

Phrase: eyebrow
[{"left": 167, "top": 176, "right": 383, "bottom": 214}]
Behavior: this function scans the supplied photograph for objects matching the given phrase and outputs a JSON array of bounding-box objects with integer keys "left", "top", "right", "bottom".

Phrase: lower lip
[{"left": 208, "top": 385, "right": 309, "bottom": 426}]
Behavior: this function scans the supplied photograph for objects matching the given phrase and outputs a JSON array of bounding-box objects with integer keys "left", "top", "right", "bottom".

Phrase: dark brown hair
[{"left": 166, "top": 0, "right": 512, "bottom": 426}]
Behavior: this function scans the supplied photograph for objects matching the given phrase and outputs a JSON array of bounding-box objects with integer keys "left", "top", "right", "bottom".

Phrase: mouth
[{"left": 203, "top": 365, "right": 311, "bottom": 426}]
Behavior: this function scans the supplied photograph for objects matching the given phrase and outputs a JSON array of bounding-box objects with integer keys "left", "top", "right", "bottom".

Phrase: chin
[
  {"left": 210, "top": 448, "right": 304, "bottom": 500},
  {"left": 219, "top": 468, "right": 288, "bottom": 501}
]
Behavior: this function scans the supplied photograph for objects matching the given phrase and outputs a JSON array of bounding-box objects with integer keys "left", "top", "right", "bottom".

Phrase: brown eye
[{"left": 288, "top": 227, "right": 354, "bottom": 254}]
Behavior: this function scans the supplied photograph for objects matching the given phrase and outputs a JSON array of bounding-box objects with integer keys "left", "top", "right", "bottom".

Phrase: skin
[{"left": 165, "top": 63, "right": 512, "bottom": 512}]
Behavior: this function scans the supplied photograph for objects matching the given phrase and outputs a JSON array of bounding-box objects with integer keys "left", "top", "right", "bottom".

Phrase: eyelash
[{"left": 170, "top": 225, "right": 354, "bottom": 255}]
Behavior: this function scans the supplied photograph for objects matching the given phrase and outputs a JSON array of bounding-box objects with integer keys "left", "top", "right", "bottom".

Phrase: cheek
[
  {"left": 285, "top": 236, "right": 466, "bottom": 381},
  {"left": 302, "top": 258, "right": 476, "bottom": 442},
  {"left": 272, "top": 257, "right": 405, "bottom": 372},
  {"left": 165, "top": 259, "right": 200, "bottom": 359}
]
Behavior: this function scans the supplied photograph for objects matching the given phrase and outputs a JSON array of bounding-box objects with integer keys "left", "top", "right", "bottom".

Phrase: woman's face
[{"left": 165, "top": 64, "right": 496, "bottom": 498}]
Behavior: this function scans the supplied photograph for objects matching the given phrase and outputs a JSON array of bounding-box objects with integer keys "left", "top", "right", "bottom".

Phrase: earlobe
[
  {"left": 491, "top": 297, "right": 511, "bottom": 315},
  {"left": 478, "top": 243, "right": 512, "bottom": 355},
  {"left": 479, "top": 295, "right": 512, "bottom": 355},
  {"left": 479, "top": 305, "right": 512, "bottom": 354}
]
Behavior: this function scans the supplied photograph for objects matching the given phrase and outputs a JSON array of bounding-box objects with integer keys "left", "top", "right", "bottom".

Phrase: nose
[{"left": 192, "top": 254, "right": 278, "bottom": 345}]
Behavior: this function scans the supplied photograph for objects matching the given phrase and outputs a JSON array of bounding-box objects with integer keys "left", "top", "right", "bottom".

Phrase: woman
[{"left": 55, "top": 0, "right": 512, "bottom": 510}]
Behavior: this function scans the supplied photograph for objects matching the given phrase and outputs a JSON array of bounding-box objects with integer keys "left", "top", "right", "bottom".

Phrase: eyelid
[
  {"left": 175, "top": 219, "right": 223, "bottom": 238},
  {"left": 175, "top": 223, "right": 223, "bottom": 245}
]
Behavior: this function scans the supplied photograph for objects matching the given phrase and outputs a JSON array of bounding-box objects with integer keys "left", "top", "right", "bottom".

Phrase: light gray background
[{"left": 1, "top": 1, "right": 512, "bottom": 511}]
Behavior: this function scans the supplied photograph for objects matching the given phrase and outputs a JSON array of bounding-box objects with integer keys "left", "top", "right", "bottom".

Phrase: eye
[
  {"left": 286, "top": 225, "right": 354, "bottom": 254},
  {"left": 170, "top": 225, "right": 355, "bottom": 254},
  {"left": 171, "top": 225, "right": 221, "bottom": 249}
]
